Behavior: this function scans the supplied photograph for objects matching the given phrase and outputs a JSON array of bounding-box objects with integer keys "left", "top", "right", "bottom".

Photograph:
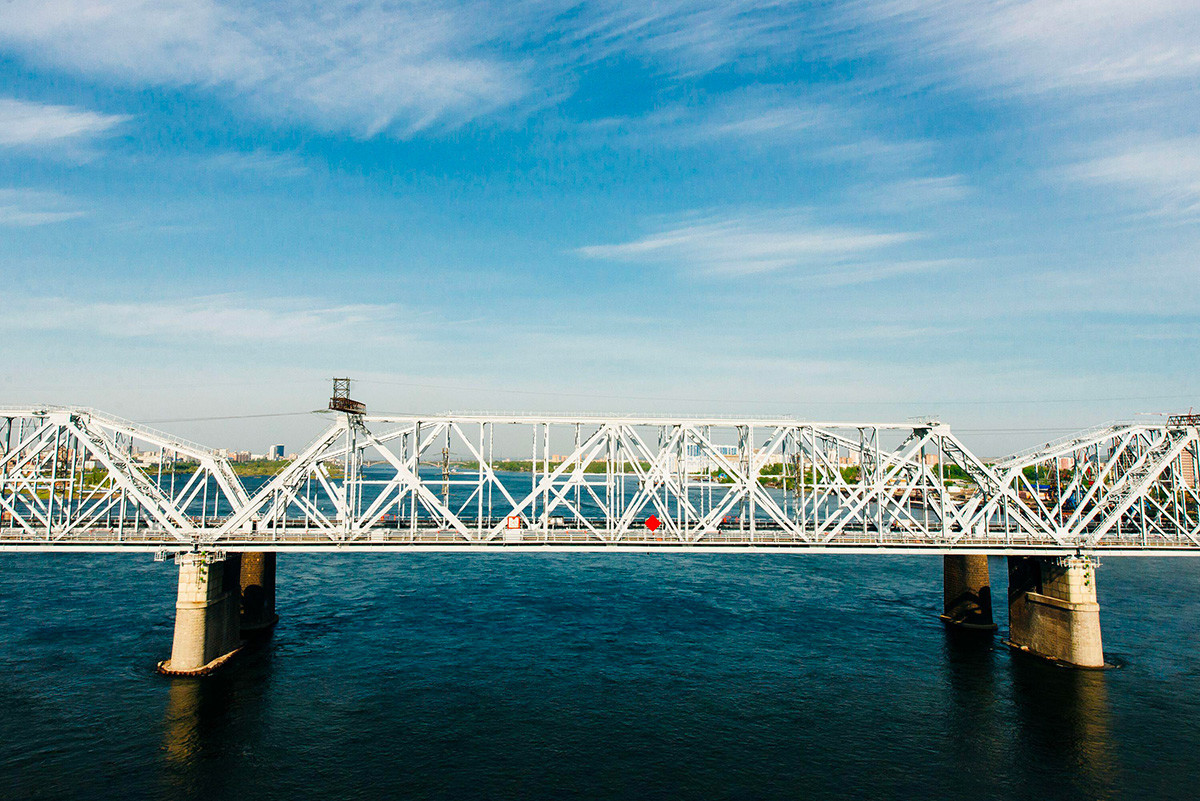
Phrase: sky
[{"left": 1, "top": 0, "right": 1198, "bottom": 455}]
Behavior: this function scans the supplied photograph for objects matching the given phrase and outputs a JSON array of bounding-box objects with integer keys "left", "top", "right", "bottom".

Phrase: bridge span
[{"left": 3, "top": 403, "right": 1199, "bottom": 673}]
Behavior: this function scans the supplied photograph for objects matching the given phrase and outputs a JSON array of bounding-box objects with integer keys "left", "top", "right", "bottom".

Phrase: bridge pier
[
  {"left": 940, "top": 555, "right": 997, "bottom": 631},
  {"left": 157, "top": 553, "right": 244, "bottom": 676},
  {"left": 239, "top": 552, "right": 279, "bottom": 633},
  {"left": 1005, "top": 556, "right": 1105, "bottom": 668}
]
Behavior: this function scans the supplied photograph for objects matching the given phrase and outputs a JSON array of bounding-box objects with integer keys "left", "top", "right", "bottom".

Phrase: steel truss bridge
[{"left": 2, "top": 406, "right": 1199, "bottom": 555}]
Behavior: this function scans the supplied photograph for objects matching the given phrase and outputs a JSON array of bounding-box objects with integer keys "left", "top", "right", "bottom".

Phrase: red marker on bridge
[{"left": 645, "top": 515, "right": 661, "bottom": 531}]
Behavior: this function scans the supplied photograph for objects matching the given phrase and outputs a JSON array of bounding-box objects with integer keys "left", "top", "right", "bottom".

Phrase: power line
[
  {"left": 955, "top": 427, "right": 1078, "bottom": 434},
  {"left": 359, "top": 379, "right": 1196, "bottom": 408},
  {"left": 143, "top": 411, "right": 320, "bottom": 424}
]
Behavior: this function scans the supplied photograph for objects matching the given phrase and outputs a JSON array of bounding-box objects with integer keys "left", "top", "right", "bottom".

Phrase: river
[{"left": 2, "top": 553, "right": 1199, "bottom": 799}]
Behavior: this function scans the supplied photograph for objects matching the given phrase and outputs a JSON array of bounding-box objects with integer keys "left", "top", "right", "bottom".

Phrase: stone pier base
[
  {"left": 239, "top": 552, "right": 279, "bottom": 633},
  {"left": 940, "top": 554, "right": 997, "bottom": 631},
  {"left": 1005, "top": 555, "right": 1105, "bottom": 668},
  {"left": 157, "top": 553, "right": 244, "bottom": 676}
]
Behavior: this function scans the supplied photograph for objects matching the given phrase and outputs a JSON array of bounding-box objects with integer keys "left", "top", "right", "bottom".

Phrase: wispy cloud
[
  {"left": 201, "top": 149, "right": 309, "bottom": 178},
  {"left": 2, "top": 294, "right": 406, "bottom": 344},
  {"left": 587, "top": 98, "right": 822, "bottom": 147},
  {"left": 0, "top": 97, "right": 128, "bottom": 150},
  {"left": 833, "top": 3, "right": 1200, "bottom": 224},
  {"left": 1024, "top": 254, "right": 1200, "bottom": 316},
  {"left": 0, "top": 188, "right": 85, "bottom": 226},
  {"left": 1124, "top": 321, "right": 1200, "bottom": 342},
  {"left": 0, "top": 1, "right": 527, "bottom": 137},
  {"left": 802, "top": 258, "right": 962, "bottom": 286},
  {"left": 577, "top": 210, "right": 918, "bottom": 276},
  {"left": 558, "top": 2, "right": 814, "bottom": 75},
  {"left": 843, "top": 0, "right": 1200, "bottom": 96},
  {"left": 3, "top": 1, "right": 1196, "bottom": 141},
  {"left": 0, "top": 2, "right": 826, "bottom": 137},
  {"left": 845, "top": 175, "right": 971, "bottom": 212},
  {"left": 832, "top": 322, "right": 961, "bottom": 341},
  {"left": 1068, "top": 137, "right": 1200, "bottom": 220},
  {"left": 584, "top": 87, "right": 933, "bottom": 170}
]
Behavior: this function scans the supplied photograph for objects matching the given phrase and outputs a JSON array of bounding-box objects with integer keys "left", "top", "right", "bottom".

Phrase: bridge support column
[
  {"left": 1005, "top": 556, "right": 1105, "bottom": 668},
  {"left": 940, "top": 555, "right": 997, "bottom": 631},
  {"left": 157, "top": 553, "right": 243, "bottom": 676},
  {"left": 239, "top": 552, "right": 279, "bottom": 633}
]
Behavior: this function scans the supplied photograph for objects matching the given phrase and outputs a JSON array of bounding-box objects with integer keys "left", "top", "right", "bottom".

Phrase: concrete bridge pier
[
  {"left": 1005, "top": 555, "right": 1105, "bottom": 668},
  {"left": 940, "top": 555, "right": 997, "bottom": 631},
  {"left": 238, "top": 552, "right": 279, "bottom": 633},
  {"left": 157, "top": 553, "right": 244, "bottom": 676}
]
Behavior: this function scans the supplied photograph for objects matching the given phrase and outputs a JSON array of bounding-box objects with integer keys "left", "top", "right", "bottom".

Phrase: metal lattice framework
[{"left": 2, "top": 406, "right": 1198, "bottom": 553}]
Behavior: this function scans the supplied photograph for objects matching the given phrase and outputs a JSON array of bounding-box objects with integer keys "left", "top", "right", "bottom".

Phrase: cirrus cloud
[
  {"left": 0, "top": 294, "right": 409, "bottom": 344},
  {"left": 0, "top": 188, "right": 86, "bottom": 226},
  {"left": 1069, "top": 136, "right": 1200, "bottom": 220},
  {"left": 0, "top": 96, "right": 129, "bottom": 150},
  {"left": 577, "top": 210, "right": 920, "bottom": 276}
]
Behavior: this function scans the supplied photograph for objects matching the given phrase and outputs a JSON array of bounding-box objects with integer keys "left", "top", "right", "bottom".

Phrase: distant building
[
  {"left": 132, "top": 449, "right": 161, "bottom": 467},
  {"left": 272, "top": 444, "right": 285, "bottom": 460},
  {"left": 667, "top": 443, "right": 784, "bottom": 474}
]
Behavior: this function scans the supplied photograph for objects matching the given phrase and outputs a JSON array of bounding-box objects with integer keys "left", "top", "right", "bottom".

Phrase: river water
[{"left": 2, "top": 553, "right": 1199, "bottom": 800}]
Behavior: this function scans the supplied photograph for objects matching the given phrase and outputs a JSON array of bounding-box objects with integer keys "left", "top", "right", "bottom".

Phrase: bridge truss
[{"left": 1, "top": 406, "right": 1198, "bottom": 554}]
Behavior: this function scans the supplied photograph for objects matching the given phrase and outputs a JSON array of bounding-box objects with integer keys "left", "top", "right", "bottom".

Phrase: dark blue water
[{"left": 3, "top": 554, "right": 1199, "bottom": 800}]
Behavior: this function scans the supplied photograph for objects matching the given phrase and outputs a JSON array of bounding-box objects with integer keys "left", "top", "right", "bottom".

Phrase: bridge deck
[{"left": 3, "top": 524, "right": 1198, "bottom": 555}]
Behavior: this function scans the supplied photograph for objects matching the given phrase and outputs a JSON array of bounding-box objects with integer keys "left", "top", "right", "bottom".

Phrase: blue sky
[{"left": 1, "top": 1, "right": 1198, "bottom": 454}]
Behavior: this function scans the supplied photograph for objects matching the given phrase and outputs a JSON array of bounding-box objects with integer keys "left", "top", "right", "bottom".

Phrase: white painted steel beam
[{"left": 2, "top": 406, "right": 1198, "bottom": 554}]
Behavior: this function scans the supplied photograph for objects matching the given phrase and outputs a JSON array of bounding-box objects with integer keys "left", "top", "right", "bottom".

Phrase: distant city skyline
[{"left": 1, "top": 1, "right": 1198, "bottom": 455}]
